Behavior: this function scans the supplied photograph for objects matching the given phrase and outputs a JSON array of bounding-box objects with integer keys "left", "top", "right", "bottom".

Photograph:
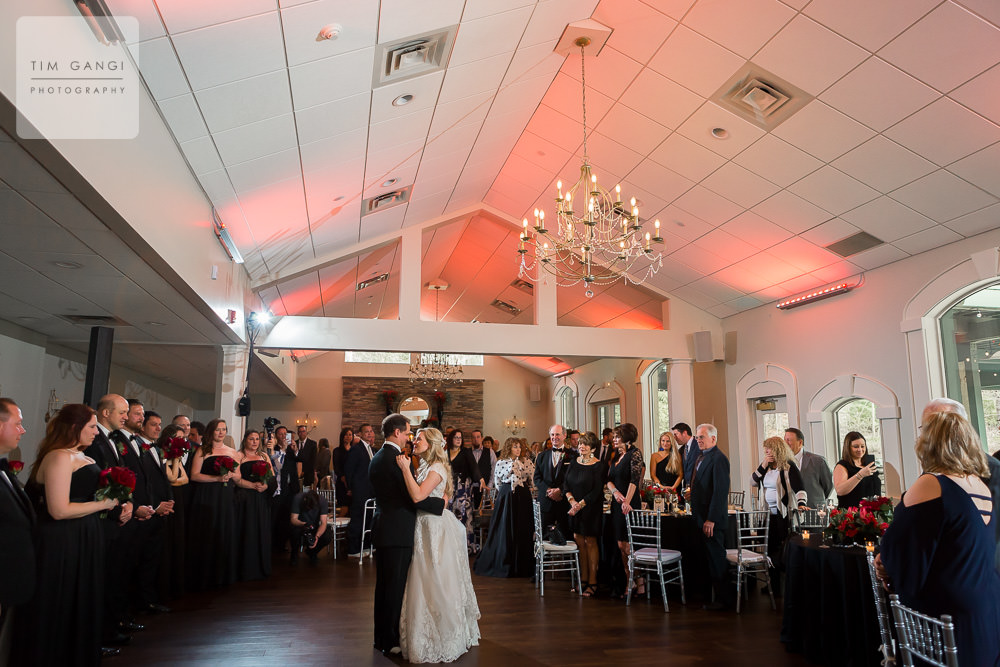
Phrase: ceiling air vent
[
  {"left": 357, "top": 272, "right": 390, "bottom": 291},
  {"left": 491, "top": 298, "right": 522, "bottom": 316},
  {"left": 510, "top": 278, "right": 533, "bottom": 294},
  {"left": 372, "top": 26, "right": 458, "bottom": 88},
  {"left": 712, "top": 64, "right": 813, "bottom": 131},
  {"left": 362, "top": 185, "right": 412, "bottom": 217},
  {"left": 825, "top": 232, "right": 884, "bottom": 258},
  {"left": 60, "top": 314, "right": 130, "bottom": 326}
]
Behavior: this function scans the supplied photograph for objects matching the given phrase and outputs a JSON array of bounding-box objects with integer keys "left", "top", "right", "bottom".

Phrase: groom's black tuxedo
[{"left": 369, "top": 442, "right": 446, "bottom": 652}]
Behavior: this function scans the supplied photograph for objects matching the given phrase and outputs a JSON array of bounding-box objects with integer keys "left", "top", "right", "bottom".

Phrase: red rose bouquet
[
  {"left": 212, "top": 455, "right": 238, "bottom": 478},
  {"left": 824, "top": 496, "right": 893, "bottom": 545},
  {"left": 96, "top": 466, "right": 137, "bottom": 517},
  {"left": 6, "top": 460, "right": 24, "bottom": 477},
  {"left": 247, "top": 460, "right": 274, "bottom": 484},
  {"left": 163, "top": 437, "right": 190, "bottom": 461}
]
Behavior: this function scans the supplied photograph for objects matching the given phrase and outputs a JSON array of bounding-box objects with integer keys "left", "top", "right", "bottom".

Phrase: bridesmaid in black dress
[
  {"left": 234, "top": 429, "right": 273, "bottom": 581},
  {"left": 606, "top": 423, "right": 644, "bottom": 597},
  {"left": 187, "top": 418, "right": 240, "bottom": 590},
  {"left": 156, "top": 425, "right": 188, "bottom": 600},
  {"left": 565, "top": 432, "right": 606, "bottom": 597},
  {"left": 16, "top": 404, "right": 120, "bottom": 667},
  {"left": 474, "top": 437, "right": 535, "bottom": 578}
]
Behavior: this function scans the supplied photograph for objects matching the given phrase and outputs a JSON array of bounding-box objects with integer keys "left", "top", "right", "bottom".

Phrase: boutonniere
[
  {"left": 118, "top": 442, "right": 129, "bottom": 457},
  {"left": 141, "top": 442, "right": 152, "bottom": 452},
  {"left": 6, "top": 460, "right": 24, "bottom": 476}
]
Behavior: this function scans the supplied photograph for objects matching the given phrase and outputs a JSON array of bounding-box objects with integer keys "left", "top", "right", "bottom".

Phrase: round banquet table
[{"left": 780, "top": 535, "right": 883, "bottom": 666}]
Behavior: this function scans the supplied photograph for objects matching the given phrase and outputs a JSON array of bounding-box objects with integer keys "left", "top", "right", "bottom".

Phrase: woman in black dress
[
  {"left": 565, "top": 432, "right": 605, "bottom": 597},
  {"left": 474, "top": 437, "right": 535, "bottom": 578},
  {"left": 606, "top": 423, "right": 644, "bottom": 597},
  {"left": 16, "top": 404, "right": 119, "bottom": 667},
  {"left": 157, "top": 425, "right": 188, "bottom": 600},
  {"left": 234, "top": 429, "right": 272, "bottom": 581},
  {"left": 332, "top": 427, "right": 352, "bottom": 510},
  {"left": 649, "top": 431, "right": 682, "bottom": 492},
  {"left": 446, "top": 429, "right": 485, "bottom": 554},
  {"left": 833, "top": 431, "right": 880, "bottom": 508},
  {"left": 187, "top": 418, "right": 240, "bottom": 590}
]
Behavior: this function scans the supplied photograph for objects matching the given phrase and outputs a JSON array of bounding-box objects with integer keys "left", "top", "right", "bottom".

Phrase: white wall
[{"left": 722, "top": 228, "right": 1000, "bottom": 498}]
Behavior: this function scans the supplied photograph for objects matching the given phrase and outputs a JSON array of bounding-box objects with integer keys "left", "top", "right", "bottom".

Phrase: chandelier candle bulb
[{"left": 615, "top": 184, "right": 621, "bottom": 202}]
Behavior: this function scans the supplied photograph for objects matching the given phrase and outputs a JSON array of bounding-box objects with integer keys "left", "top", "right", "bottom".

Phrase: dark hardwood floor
[{"left": 121, "top": 554, "right": 811, "bottom": 666}]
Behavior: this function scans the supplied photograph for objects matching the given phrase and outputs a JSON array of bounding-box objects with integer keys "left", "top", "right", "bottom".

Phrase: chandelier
[
  {"left": 518, "top": 36, "right": 664, "bottom": 298},
  {"left": 409, "top": 281, "right": 464, "bottom": 385}
]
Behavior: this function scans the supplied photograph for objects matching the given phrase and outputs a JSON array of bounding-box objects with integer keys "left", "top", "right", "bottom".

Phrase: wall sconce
[{"left": 504, "top": 415, "right": 526, "bottom": 435}]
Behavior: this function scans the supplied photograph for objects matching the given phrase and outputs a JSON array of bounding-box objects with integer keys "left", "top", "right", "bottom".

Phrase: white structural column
[
  {"left": 399, "top": 226, "right": 422, "bottom": 323},
  {"left": 534, "top": 272, "right": 557, "bottom": 327},
  {"left": 667, "top": 359, "right": 695, "bottom": 426},
  {"left": 216, "top": 345, "right": 249, "bottom": 436}
]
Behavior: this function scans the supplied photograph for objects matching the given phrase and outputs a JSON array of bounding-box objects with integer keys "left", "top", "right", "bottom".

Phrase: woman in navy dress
[
  {"left": 187, "top": 418, "right": 241, "bottom": 590},
  {"left": 475, "top": 437, "right": 535, "bottom": 578},
  {"left": 880, "top": 411, "right": 1000, "bottom": 666},
  {"left": 234, "top": 429, "right": 272, "bottom": 581}
]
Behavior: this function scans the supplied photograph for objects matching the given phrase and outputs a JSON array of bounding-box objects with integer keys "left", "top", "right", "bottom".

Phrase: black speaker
[{"left": 237, "top": 388, "right": 251, "bottom": 416}]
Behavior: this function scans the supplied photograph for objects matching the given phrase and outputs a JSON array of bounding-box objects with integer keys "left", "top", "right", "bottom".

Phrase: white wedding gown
[{"left": 400, "top": 461, "right": 481, "bottom": 663}]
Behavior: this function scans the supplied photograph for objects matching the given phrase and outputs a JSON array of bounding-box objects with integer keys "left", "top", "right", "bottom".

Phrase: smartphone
[{"left": 861, "top": 454, "right": 875, "bottom": 466}]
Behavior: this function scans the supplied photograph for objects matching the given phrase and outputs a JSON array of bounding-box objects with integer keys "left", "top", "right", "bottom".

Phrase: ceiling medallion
[{"left": 517, "top": 36, "right": 664, "bottom": 298}]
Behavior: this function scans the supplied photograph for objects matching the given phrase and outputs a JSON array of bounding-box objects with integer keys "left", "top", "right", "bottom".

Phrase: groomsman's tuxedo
[
  {"left": 296, "top": 437, "right": 318, "bottom": 488},
  {"left": 137, "top": 437, "right": 173, "bottom": 607},
  {"left": 533, "top": 446, "right": 577, "bottom": 536},
  {"left": 369, "top": 440, "right": 446, "bottom": 654},
  {"left": 0, "top": 458, "right": 36, "bottom": 662},
  {"left": 345, "top": 439, "right": 376, "bottom": 554}
]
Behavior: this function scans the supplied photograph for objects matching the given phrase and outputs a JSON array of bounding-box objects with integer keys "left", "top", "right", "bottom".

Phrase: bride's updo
[{"left": 416, "top": 427, "right": 453, "bottom": 498}]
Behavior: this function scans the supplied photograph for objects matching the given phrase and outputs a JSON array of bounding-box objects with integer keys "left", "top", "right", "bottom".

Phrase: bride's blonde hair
[{"left": 417, "top": 427, "right": 453, "bottom": 498}]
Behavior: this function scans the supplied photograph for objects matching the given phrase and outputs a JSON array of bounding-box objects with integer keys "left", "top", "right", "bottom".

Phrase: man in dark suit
[
  {"left": 369, "top": 413, "right": 446, "bottom": 656},
  {"left": 596, "top": 428, "right": 615, "bottom": 481},
  {"left": 345, "top": 428, "right": 376, "bottom": 557},
  {"left": 533, "top": 424, "right": 576, "bottom": 537},
  {"left": 273, "top": 426, "right": 300, "bottom": 552},
  {"left": 295, "top": 425, "right": 318, "bottom": 488},
  {"left": 135, "top": 412, "right": 174, "bottom": 614},
  {"left": 0, "top": 398, "right": 34, "bottom": 665},
  {"left": 784, "top": 428, "right": 833, "bottom": 507},
  {"left": 470, "top": 429, "right": 495, "bottom": 509},
  {"left": 687, "top": 423, "right": 730, "bottom": 610},
  {"left": 673, "top": 422, "right": 696, "bottom": 489}
]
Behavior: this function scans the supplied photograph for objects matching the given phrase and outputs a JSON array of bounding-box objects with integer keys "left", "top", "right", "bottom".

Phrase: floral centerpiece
[
  {"left": 641, "top": 482, "right": 672, "bottom": 510},
  {"left": 163, "top": 437, "right": 190, "bottom": 461},
  {"left": 96, "top": 466, "right": 137, "bottom": 517},
  {"left": 823, "top": 496, "right": 894, "bottom": 546}
]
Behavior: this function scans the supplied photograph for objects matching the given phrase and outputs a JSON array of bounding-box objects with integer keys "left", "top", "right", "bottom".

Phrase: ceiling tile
[
  {"left": 694, "top": 227, "right": 757, "bottom": 263},
  {"left": 840, "top": 196, "right": 936, "bottom": 242},
  {"left": 893, "top": 224, "right": 963, "bottom": 255},
  {"left": 621, "top": 68, "right": 704, "bottom": 130},
  {"left": 510, "top": 131, "right": 574, "bottom": 175},
  {"left": 179, "top": 136, "right": 223, "bottom": 175},
  {"left": 213, "top": 114, "right": 297, "bottom": 166},
  {"left": 624, "top": 159, "right": 695, "bottom": 205},
  {"left": 294, "top": 92, "right": 371, "bottom": 145},
  {"left": 755, "top": 14, "right": 869, "bottom": 96},
  {"left": 730, "top": 250, "right": 803, "bottom": 285},
  {"left": 301, "top": 128, "right": 368, "bottom": 175},
  {"left": 772, "top": 100, "right": 876, "bottom": 161},
  {"left": 712, "top": 263, "right": 775, "bottom": 293},
  {"left": 673, "top": 184, "right": 743, "bottom": 226},
  {"left": 596, "top": 104, "right": 671, "bottom": 157},
  {"left": 810, "top": 260, "right": 862, "bottom": 284},
  {"left": 542, "top": 72, "right": 616, "bottom": 132},
  {"left": 752, "top": 190, "right": 833, "bottom": 234},
  {"left": 949, "top": 143, "right": 1000, "bottom": 197},
  {"left": 832, "top": 136, "right": 937, "bottom": 193},
  {"left": 707, "top": 302, "right": 738, "bottom": 318},
  {"left": 594, "top": 0, "right": 678, "bottom": 63},
  {"left": 157, "top": 0, "right": 274, "bottom": 34},
  {"left": 280, "top": 0, "right": 379, "bottom": 66},
  {"left": 890, "top": 170, "right": 998, "bottom": 222},
  {"left": 641, "top": 0, "right": 697, "bottom": 21},
  {"left": 951, "top": 63, "right": 1000, "bottom": 125},
  {"left": 502, "top": 39, "right": 564, "bottom": 85},
  {"left": 683, "top": 0, "right": 795, "bottom": 59},
  {"left": 672, "top": 283, "right": 720, "bottom": 308},
  {"left": 649, "top": 24, "right": 744, "bottom": 98},
  {"left": 944, "top": 203, "right": 1000, "bottom": 238},
  {"left": 885, "top": 96, "right": 1000, "bottom": 166},
  {"left": 463, "top": 0, "right": 536, "bottom": 22},
  {"left": 803, "top": 0, "right": 940, "bottom": 52},
  {"left": 104, "top": 0, "right": 166, "bottom": 42},
  {"left": 194, "top": 70, "right": 292, "bottom": 134},
  {"left": 450, "top": 6, "right": 533, "bottom": 66},
  {"left": 561, "top": 46, "right": 643, "bottom": 101},
  {"left": 774, "top": 273, "right": 825, "bottom": 297},
  {"left": 654, "top": 204, "right": 715, "bottom": 242},
  {"left": 701, "top": 162, "right": 781, "bottom": 208},
  {"left": 879, "top": 2, "right": 1000, "bottom": 92},
  {"left": 849, "top": 243, "right": 909, "bottom": 270},
  {"left": 819, "top": 57, "right": 940, "bottom": 132},
  {"left": 368, "top": 108, "right": 434, "bottom": 154},
  {"left": 370, "top": 71, "right": 446, "bottom": 124},
  {"left": 649, "top": 132, "right": 726, "bottom": 182},
  {"left": 956, "top": 0, "right": 1000, "bottom": 27},
  {"left": 288, "top": 47, "right": 376, "bottom": 111},
  {"left": 800, "top": 217, "right": 861, "bottom": 247},
  {"left": 440, "top": 53, "right": 510, "bottom": 103},
  {"left": 787, "top": 166, "right": 879, "bottom": 215},
  {"left": 520, "top": 0, "right": 600, "bottom": 46},
  {"left": 129, "top": 37, "right": 189, "bottom": 101},
  {"left": 689, "top": 276, "right": 744, "bottom": 303},
  {"left": 172, "top": 12, "right": 286, "bottom": 91},
  {"left": 769, "top": 237, "right": 841, "bottom": 272},
  {"left": 720, "top": 210, "right": 793, "bottom": 250},
  {"left": 733, "top": 134, "right": 822, "bottom": 188},
  {"left": 157, "top": 94, "right": 209, "bottom": 142},
  {"left": 226, "top": 147, "right": 302, "bottom": 193},
  {"left": 676, "top": 102, "right": 766, "bottom": 159}
]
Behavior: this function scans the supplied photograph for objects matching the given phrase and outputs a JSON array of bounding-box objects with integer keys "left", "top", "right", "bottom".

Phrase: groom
[{"left": 369, "top": 413, "right": 446, "bottom": 656}]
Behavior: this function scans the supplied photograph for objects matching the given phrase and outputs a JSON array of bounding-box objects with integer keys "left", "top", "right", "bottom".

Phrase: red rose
[
  {"left": 212, "top": 456, "right": 237, "bottom": 476},
  {"left": 8, "top": 460, "right": 24, "bottom": 475}
]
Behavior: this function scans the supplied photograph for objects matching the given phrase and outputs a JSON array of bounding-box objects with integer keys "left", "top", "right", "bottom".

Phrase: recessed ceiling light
[
  {"left": 674, "top": 220, "right": 686, "bottom": 227},
  {"left": 147, "top": 321, "right": 166, "bottom": 327},
  {"left": 53, "top": 260, "right": 83, "bottom": 269},
  {"left": 382, "top": 178, "right": 398, "bottom": 187},
  {"left": 392, "top": 94, "right": 414, "bottom": 106},
  {"left": 334, "top": 195, "right": 345, "bottom": 202},
  {"left": 711, "top": 127, "right": 729, "bottom": 139}
]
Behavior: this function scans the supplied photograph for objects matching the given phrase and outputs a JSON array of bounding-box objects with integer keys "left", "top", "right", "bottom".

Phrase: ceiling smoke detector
[{"left": 316, "top": 23, "right": 341, "bottom": 41}]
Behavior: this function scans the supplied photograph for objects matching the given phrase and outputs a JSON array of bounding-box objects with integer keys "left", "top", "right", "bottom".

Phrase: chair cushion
[
  {"left": 542, "top": 541, "right": 579, "bottom": 552},
  {"left": 634, "top": 547, "right": 682, "bottom": 563},
  {"left": 329, "top": 517, "right": 351, "bottom": 527},
  {"left": 725, "top": 548, "right": 767, "bottom": 564}
]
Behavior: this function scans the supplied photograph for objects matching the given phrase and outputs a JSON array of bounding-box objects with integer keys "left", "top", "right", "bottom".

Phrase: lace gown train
[{"left": 400, "top": 461, "right": 481, "bottom": 663}]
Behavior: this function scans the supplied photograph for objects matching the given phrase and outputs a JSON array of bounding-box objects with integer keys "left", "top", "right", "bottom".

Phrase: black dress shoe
[
  {"left": 120, "top": 621, "right": 145, "bottom": 633},
  {"left": 142, "top": 602, "right": 171, "bottom": 614},
  {"left": 101, "top": 647, "right": 121, "bottom": 658},
  {"left": 105, "top": 632, "right": 131, "bottom": 646}
]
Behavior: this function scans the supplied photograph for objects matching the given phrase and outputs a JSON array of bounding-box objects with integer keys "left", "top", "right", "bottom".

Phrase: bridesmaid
[
  {"left": 234, "top": 429, "right": 273, "bottom": 581},
  {"left": 157, "top": 424, "right": 189, "bottom": 600},
  {"left": 15, "top": 404, "right": 119, "bottom": 666},
  {"left": 187, "top": 418, "right": 240, "bottom": 590}
]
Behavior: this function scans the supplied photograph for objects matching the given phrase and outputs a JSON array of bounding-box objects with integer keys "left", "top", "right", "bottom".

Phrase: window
[
  {"left": 596, "top": 400, "right": 621, "bottom": 433},
  {"left": 649, "top": 362, "right": 670, "bottom": 441},
  {"left": 419, "top": 353, "right": 483, "bottom": 366},
  {"left": 557, "top": 386, "right": 576, "bottom": 430},
  {"left": 835, "top": 399, "right": 883, "bottom": 467},
  {"left": 762, "top": 412, "right": 789, "bottom": 440},
  {"left": 344, "top": 351, "right": 410, "bottom": 364}
]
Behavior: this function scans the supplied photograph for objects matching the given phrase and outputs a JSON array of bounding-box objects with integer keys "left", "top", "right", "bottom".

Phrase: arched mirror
[{"left": 399, "top": 396, "right": 430, "bottom": 425}]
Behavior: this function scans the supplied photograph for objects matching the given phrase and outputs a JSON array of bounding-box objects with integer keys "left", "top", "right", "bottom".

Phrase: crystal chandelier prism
[
  {"left": 518, "top": 36, "right": 665, "bottom": 298},
  {"left": 408, "top": 282, "right": 464, "bottom": 385}
]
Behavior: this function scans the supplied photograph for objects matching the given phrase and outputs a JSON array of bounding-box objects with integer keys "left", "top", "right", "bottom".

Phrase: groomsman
[
  {"left": 345, "top": 428, "right": 376, "bottom": 556},
  {"left": 136, "top": 412, "right": 173, "bottom": 614},
  {"left": 295, "top": 425, "right": 318, "bottom": 488},
  {"left": 0, "top": 398, "right": 34, "bottom": 665},
  {"left": 533, "top": 424, "right": 576, "bottom": 537}
]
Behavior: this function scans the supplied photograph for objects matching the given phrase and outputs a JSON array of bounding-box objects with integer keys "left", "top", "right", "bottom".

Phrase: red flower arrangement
[
  {"left": 824, "top": 496, "right": 893, "bottom": 545},
  {"left": 96, "top": 466, "right": 137, "bottom": 517},
  {"left": 163, "top": 437, "right": 190, "bottom": 461},
  {"left": 211, "top": 456, "right": 238, "bottom": 478},
  {"left": 7, "top": 460, "right": 24, "bottom": 476},
  {"left": 433, "top": 391, "right": 446, "bottom": 407},
  {"left": 247, "top": 460, "right": 274, "bottom": 484}
]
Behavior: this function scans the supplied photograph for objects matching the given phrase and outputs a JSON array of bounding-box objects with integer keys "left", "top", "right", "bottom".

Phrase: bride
[{"left": 396, "top": 427, "right": 481, "bottom": 663}]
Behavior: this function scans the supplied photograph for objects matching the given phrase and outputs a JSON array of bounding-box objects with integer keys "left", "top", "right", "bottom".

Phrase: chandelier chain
[{"left": 580, "top": 41, "right": 588, "bottom": 161}]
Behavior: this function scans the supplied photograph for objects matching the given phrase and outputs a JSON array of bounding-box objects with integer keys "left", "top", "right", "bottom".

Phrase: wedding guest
[
  {"left": 673, "top": 422, "right": 696, "bottom": 489},
  {"left": 785, "top": 428, "right": 833, "bottom": 507},
  {"left": 157, "top": 425, "right": 188, "bottom": 600},
  {"left": 833, "top": 431, "right": 880, "bottom": 508},
  {"left": 650, "top": 431, "right": 682, "bottom": 492},
  {"left": 688, "top": 424, "right": 731, "bottom": 610},
  {"left": 187, "top": 418, "right": 240, "bottom": 590},
  {"left": 344, "top": 426, "right": 376, "bottom": 557},
  {"left": 565, "top": 432, "right": 605, "bottom": 597},
  {"left": 234, "top": 430, "right": 273, "bottom": 581},
  {"left": 295, "top": 425, "right": 318, "bottom": 489},
  {"left": 333, "top": 427, "right": 353, "bottom": 508},
  {"left": 135, "top": 411, "right": 174, "bottom": 614},
  {"left": 289, "top": 488, "right": 331, "bottom": 563},
  {"left": 606, "top": 423, "right": 643, "bottom": 598},
  {"left": 880, "top": 410, "right": 1000, "bottom": 665},
  {"left": 15, "top": 404, "right": 118, "bottom": 666},
  {"left": 534, "top": 425, "right": 576, "bottom": 539},
  {"left": 446, "top": 429, "right": 484, "bottom": 554},
  {"left": 0, "top": 398, "right": 33, "bottom": 666},
  {"left": 475, "top": 437, "right": 535, "bottom": 578},
  {"left": 315, "top": 437, "right": 332, "bottom": 489},
  {"left": 470, "top": 429, "right": 495, "bottom": 511},
  {"left": 750, "top": 436, "right": 807, "bottom": 593},
  {"left": 272, "top": 427, "right": 299, "bottom": 553}
]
